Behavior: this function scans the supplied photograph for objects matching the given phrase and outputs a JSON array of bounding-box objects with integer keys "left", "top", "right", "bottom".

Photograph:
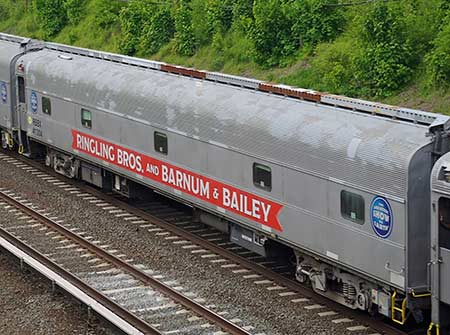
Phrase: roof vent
[{"left": 58, "top": 54, "right": 72, "bottom": 60}]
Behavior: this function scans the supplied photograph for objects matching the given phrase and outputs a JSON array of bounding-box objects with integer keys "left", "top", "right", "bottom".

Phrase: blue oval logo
[
  {"left": 30, "top": 91, "right": 38, "bottom": 113},
  {"left": 370, "top": 197, "right": 393, "bottom": 238},
  {"left": 1, "top": 82, "right": 6, "bottom": 103}
]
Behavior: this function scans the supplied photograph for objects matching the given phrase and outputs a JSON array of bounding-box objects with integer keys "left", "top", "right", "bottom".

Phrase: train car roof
[{"left": 18, "top": 47, "right": 444, "bottom": 201}]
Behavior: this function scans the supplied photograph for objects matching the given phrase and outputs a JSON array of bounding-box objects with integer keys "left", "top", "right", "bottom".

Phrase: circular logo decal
[
  {"left": 1, "top": 82, "right": 7, "bottom": 103},
  {"left": 30, "top": 91, "right": 38, "bottom": 113},
  {"left": 370, "top": 197, "right": 393, "bottom": 238}
]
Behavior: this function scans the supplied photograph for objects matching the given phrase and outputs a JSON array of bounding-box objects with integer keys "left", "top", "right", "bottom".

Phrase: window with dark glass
[
  {"left": 253, "top": 163, "right": 272, "bottom": 191},
  {"left": 341, "top": 190, "right": 365, "bottom": 224},
  {"left": 81, "top": 108, "right": 92, "bottom": 129},
  {"left": 42, "top": 97, "right": 51, "bottom": 115},
  {"left": 439, "top": 197, "right": 450, "bottom": 230},
  {"left": 439, "top": 197, "right": 450, "bottom": 249},
  {"left": 18, "top": 76, "right": 25, "bottom": 103},
  {"left": 154, "top": 131, "right": 168, "bottom": 154}
]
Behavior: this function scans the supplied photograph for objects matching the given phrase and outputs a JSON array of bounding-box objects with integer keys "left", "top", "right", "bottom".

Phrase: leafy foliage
[
  {"left": 92, "top": 0, "right": 123, "bottom": 29},
  {"left": 35, "top": 0, "right": 67, "bottom": 38},
  {"left": 206, "top": 0, "right": 234, "bottom": 35},
  {"left": 355, "top": 3, "right": 413, "bottom": 96},
  {"left": 192, "top": 0, "right": 237, "bottom": 47},
  {"left": 118, "top": 0, "right": 153, "bottom": 55},
  {"left": 426, "top": 17, "right": 450, "bottom": 88},
  {"left": 173, "top": 1, "right": 197, "bottom": 56},
  {"left": 2, "top": 0, "right": 450, "bottom": 111},
  {"left": 64, "top": 0, "right": 85, "bottom": 25},
  {"left": 290, "top": 0, "right": 345, "bottom": 47},
  {"left": 0, "top": 1, "right": 10, "bottom": 20},
  {"left": 401, "top": 0, "right": 440, "bottom": 65},
  {"left": 249, "top": 0, "right": 345, "bottom": 67},
  {"left": 233, "top": 0, "right": 254, "bottom": 21},
  {"left": 191, "top": 0, "right": 211, "bottom": 46},
  {"left": 231, "top": 0, "right": 254, "bottom": 32},
  {"left": 310, "top": 37, "right": 361, "bottom": 95},
  {"left": 249, "top": 0, "right": 293, "bottom": 67},
  {"left": 139, "top": 7, "right": 175, "bottom": 55},
  {"left": 440, "top": 0, "right": 450, "bottom": 16}
]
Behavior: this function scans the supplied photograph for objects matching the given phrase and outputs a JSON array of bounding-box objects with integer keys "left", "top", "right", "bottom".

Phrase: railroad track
[
  {"left": 0, "top": 188, "right": 253, "bottom": 335},
  {"left": 0, "top": 150, "right": 417, "bottom": 335}
]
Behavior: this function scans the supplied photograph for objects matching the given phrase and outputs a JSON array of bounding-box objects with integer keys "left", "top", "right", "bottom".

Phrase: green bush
[
  {"left": 426, "top": 18, "right": 450, "bottom": 88},
  {"left": 440, "top": 0, "right": 450, "bottom": 16},
  {"left": 64, "top": 0, "right": 85, "bottom": 25},
  {"left": 233, "top": 0, "right": 254, "bottom": 21},
  {"left": 401, "top": 0, "right": 440, "bottom": 65},
  {"left": 222, "top": 29, "right": 253, "bottom": 65},
  {"left": 249, "top": 0, "right": 345, "bottom": 67},
  {"left": 355, "top": 3, "right": 413, "bottom": 97},
  {"left": 249, "top": 0, "right": 293, "bottom": 67},
  {"left": 139, "top": 7, "right": 175, "bottom": 55},
  {"left": 290, "top": 0, "right": 345, "bottom": 47},
  {"left": 191, "top": 0, "right": 234, "bottom": 47},
  {"left": 118, "top": 0, "right": 153, "bottom": 55},
  {"left": 231, "top": 0, "right": 254, "bottom": 33},
  {"left": 0, "top": 1, "right": 10, "bottom": 21},
  {"left": 173, "top": 1, "right": 197, "bottom": 56},
  {"left": 191, "top": 0, "right": 211, "bottom": 46},
  {"left": 310, "top": 37, "right": 361, "bottom": 95},
  {"left": 92, "top": 0, "right": 123, "bottom": 28},
  {"left": 35, "top": 0, "right": 67, "bottom": 38},
  {"left": 206, "top": 0, "right": 234, "bottom": 35}
]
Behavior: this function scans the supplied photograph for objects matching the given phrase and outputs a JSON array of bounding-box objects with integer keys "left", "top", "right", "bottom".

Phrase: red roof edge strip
[
  {"left": 259, "top": 83, "right": 321, "bottom": 103},
  {"left": 161, "top": 64, "right": 207, "bottom": 80}
]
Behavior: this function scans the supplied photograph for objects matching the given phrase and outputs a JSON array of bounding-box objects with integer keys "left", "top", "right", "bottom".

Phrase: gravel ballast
[
  {"left": 0, "top": 153, "right": 372, "bottom": 335},
  {"left": 0, "top": 249, "right": 115, "bottom": 335}
]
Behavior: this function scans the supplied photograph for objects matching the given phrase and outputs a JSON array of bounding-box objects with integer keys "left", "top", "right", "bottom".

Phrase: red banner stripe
[{"left": 71, "top": 129, "right": 283, "bottom": 232}]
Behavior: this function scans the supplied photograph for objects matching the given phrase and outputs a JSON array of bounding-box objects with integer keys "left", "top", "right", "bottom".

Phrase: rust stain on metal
[{"left": 161, "top": 64, "right": 206, "bottom": 79}]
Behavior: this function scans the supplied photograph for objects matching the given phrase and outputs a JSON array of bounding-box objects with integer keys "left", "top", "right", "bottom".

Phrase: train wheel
[{"left": 1, "top": 131, "right": 10, "bottom": 150}]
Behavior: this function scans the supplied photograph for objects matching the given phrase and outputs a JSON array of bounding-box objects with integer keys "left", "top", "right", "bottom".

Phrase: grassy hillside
[{"left": 1, "top": 0, "right": 449, "bottom": 114}]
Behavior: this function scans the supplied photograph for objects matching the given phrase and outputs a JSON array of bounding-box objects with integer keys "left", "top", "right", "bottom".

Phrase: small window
[
  {"left": 18, "top": 76, "right": 25, "bottom": 103},
  {"left": 439, "top": 197, "right": 450, "bottom": 249},
  {"left": 42, "top": 97, "right": 51, "bottom": 115},
  {"left": 439, "top": 197, "right": 450, "bottom": 230},
  {"left": 154, "top": 131, "right": 167, "bottom": 154},
  {"left": 253, "top": 163, "right": 272, "bottom": 191},
  {"left": 81, "top": 108, "right": 92, "bottom": 129},
  {"left": 341, "top": 190, "right": 365, "bottom": 224}
]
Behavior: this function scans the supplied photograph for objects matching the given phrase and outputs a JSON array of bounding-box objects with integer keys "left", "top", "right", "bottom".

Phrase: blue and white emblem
[
  {"left": 370, "top": 197, "right": 393, "bottom": 238},
  {"left": 30, "top": 91, "right": 38, "bottom": 113},
  {"left": 1, "top": 82, "right": 6, "bottom": 103}
]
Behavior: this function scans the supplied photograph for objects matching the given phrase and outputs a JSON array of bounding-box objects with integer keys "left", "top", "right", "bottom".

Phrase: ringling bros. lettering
[{"left": 71, "top": 130, "right": 283, "bottom": 232}]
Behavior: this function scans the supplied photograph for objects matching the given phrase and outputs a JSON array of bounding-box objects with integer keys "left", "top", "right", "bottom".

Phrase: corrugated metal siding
[
  {"left": 0, "top": 41, "right": 21, "bottom": 81},
  {"left": 22, "top": 50, "right": 432, "bottom": 199},
  {"left": 432, "top": 155, "right": 450, "bottom": 195}
]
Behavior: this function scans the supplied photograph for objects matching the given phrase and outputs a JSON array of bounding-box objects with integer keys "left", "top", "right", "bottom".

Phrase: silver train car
[
  {"left": 430, "top": 155, "right": 450, "bottom": 334},
  {"left": 1, "top": 33, "right": 449, "bottom": 332}
]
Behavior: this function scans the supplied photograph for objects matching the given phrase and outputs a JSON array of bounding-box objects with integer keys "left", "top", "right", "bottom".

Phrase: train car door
[
  {"left": 16, "top": 75, "right": 27, "bottom": 129},
  {"left": 12, "top": 70, "right": 28, "bottom": 153}
]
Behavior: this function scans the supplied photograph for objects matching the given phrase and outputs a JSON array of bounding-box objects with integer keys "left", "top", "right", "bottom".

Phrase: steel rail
[
  {"left": 0, "top": 190, "right": 252, "bottom": 335},
  {"left": 0, "top": 193, "right": 159, "bottom": 335}
]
